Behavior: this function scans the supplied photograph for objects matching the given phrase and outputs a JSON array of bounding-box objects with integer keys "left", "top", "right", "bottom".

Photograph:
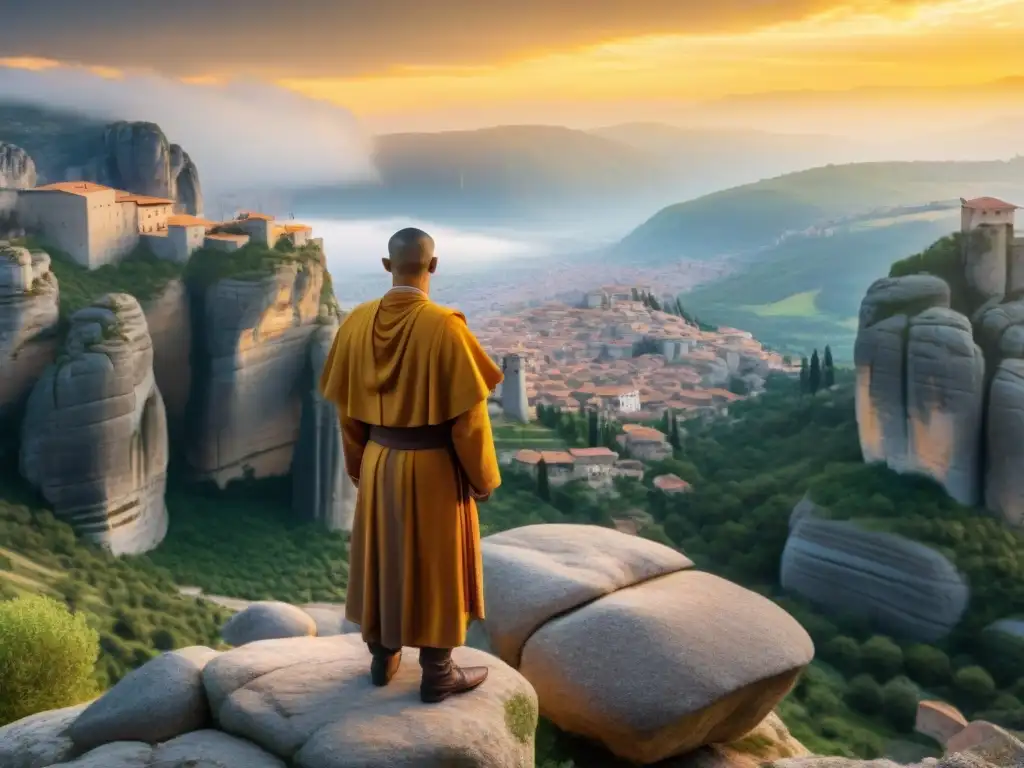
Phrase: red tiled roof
[
  {"left": 540, "top": 450, "right": 575, "bottom": 465},
  {"left": 653, "top": 474, "right": 691, "bottom": 492},
  {"left": 962, "top": 197, "right": 1018, "bottom": 211},
  {"left": 513, "top": 449, "right": 542, "bottom": 465}
]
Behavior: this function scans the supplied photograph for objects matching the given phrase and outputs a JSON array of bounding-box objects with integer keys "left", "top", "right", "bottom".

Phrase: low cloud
[{"left": 0, "top": 64, "right": 376, "bottom": 191}]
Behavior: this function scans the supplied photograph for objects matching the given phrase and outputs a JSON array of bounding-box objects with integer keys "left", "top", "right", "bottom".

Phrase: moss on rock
[{"left": 504, "top": 692, "right": 538, "bottom": 745}]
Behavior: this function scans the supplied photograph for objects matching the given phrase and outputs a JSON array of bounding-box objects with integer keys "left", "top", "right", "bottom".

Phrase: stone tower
[
  {"left": 960, "top": 196, "right": 1017, "bottom": 298},
  {"left": 501, "top": 354, "right": 530, "bottom": 423}
]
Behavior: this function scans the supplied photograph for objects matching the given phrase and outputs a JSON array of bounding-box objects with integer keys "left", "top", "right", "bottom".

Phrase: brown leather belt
[{"left": 368, "top": 422, "right": 454, "bottom": 450}]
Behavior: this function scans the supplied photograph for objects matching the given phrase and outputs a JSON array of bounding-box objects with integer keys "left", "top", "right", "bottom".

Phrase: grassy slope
[
  {"left": 615, "top": 157, "right": 1024, "bottom": 262},
  {"left": 678, "top": 214, "right": 956, "bottom": 360}
]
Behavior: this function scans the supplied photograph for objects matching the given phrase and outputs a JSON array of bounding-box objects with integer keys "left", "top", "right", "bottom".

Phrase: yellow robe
[{"left": 320, "top": 288, "right": 503, "bottom": 650}]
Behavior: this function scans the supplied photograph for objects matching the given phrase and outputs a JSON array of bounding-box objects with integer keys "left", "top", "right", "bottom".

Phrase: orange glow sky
[{"left": 1, "top": 0, "right": 1023, "bottom": 132}]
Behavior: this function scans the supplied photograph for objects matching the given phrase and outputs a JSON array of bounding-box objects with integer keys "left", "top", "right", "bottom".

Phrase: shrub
[
  {"left": 823, "top": 635, "right": 861, "bottom": 674},
  {"left": 0, "top": 595, "right": 99, "bottom": 725},
  {"left": 860, "top": 635, "right": 903, "bottom": 680},
  {"left": 977, "top": 631, "right": 1024, "bottom": 687},
  {"left": 904, "top": 643, "right": 951, "bottom": 687},
  {"left": 804, "top": 684, "right": 845, "bottom": 716},
  {"left": 845, "top": 674, "right": 883, "bottom": 715},
  {"left": 953, "top": 665, "right": 996, "bottom": 709},
  {"left": 881, "top": 676, "right": 919, "bottom": 732}
]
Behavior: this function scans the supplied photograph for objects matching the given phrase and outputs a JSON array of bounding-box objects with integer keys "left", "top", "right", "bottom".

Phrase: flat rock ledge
[{"left": 0, "top": 636, "right": 538, "bottom": 768}]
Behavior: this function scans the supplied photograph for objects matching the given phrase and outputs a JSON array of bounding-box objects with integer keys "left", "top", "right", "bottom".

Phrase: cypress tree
[
  {"left": 823, "top": 345, "right": 835, "bottom": 388},
  {"left": 536, "top": 459, "right": 550, "bottom": 501},
  {"left": 809, "top": 349, "right": 821, "bottom": 395},
  {"left": 587, "top": 410, "right": 600, "bottom": 447},
  {"left": 631, "top": 288, "right": 640, "bottom": 301},
  {"left": 799, "top": 357, "right": 809, "bottom": 394},
  {"left": 668, "top": 411, "right": 681, "bottom": 449}
]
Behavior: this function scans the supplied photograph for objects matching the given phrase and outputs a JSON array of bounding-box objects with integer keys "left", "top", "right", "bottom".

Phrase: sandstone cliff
[
  {"left": 854, "top": 239, "right": 1024, "bottom": 524},
  {"left": 0, "top": 243, "right": 59, "bottom": 456},
  {"left": 184, "top": 253, "right": 330, "bottom": 489},
  {"left": 20, "top": 293, "right": 169, "bottom": 555},
  {"left": 0, "top": 142, "right": 36, "bottom": 189},
  {"left": 291, "top": 321, "right": 357, "bottom": 531},
  {"left": 71, "top": 121, "right": 204, "bottom": 215}
]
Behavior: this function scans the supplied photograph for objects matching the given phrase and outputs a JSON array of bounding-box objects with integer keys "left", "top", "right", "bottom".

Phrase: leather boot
[
  {"left": 418, "top": 647, "right": 488, "bottom": 703},
  {"left": 368, "top": 642, "right": 402, "bottom": 686}
]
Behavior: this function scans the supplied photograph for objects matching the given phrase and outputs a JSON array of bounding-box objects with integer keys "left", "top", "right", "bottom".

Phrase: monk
[{"left": 319, "top": 227, "right": 504, "bottom": 704}]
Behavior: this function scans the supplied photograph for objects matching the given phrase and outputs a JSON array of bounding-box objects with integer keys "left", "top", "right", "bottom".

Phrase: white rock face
[
  {"left": 0, "top": 244, "right": 59, "bottom": 454},
  {"left": 905, "top": 308, "right": 985, "bottom": 506},
  {"left": 474, "top": 524, "right": 812, "bottom": 764},
  {"left": 19, "top": 293, "right": 169, "bottom": 554},
  {"left": 985, "top": 359, "right": 1024, "bottom": 527},
  {"left": 0, "top": 143, "right": 37, "bottom": 189},
  {"left": 0, "top": 703, "right": 89, "bottom": 768},
  {"left": 186, "top": 260, "right": 327, "bottom": 487}
]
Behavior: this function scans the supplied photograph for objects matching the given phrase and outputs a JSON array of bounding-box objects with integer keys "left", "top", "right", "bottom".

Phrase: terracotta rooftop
[
  {"left": 282, "top": 223, "right": 312, "bottom": 233},
  {"left": 962, "top": 197, "right": 1018, "bottom": 211},
  {"left": 115, "top": 190, "right": 175, "bottom": 206},
  {"left": 513, "top": 449, "right": 542, "bottom": 466},
  {"left": 30, "top": 181, "right": 111, "bottom": 196},
  {"left": 540, "top": 450, "right": 575, "bottom": 465},
  {"left": 238, "top": 211, "right": 274, "bottom": 221},
  {"left": 653, "top": 474, "right": 691, "bottom": 492},
  {"left": 205, "top": 233, "right": 249, "bottom": 242},
  {"left": 569, "top": 447, "right": 617, "bottom": 458},
  {"left": 168, "top": 214, "right": 217, "bottom": 228}
]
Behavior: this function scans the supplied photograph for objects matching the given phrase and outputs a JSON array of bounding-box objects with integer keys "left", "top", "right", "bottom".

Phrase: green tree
[
  {"left": 904, "top": 644, "right": 951, "bottom": 687},
  {"left": 845, "top": 674, "right": 883, "bottom": 715},
  {"left": 808, "top": 349, "right": 821, "bottom": 395},
  {"left": 649, "top": 294, "right": 662, "bottom": 311},
  {"left": 881, "top": 677, "right": 919, "bottom": 732},
  {"left": 669, "top": 412, "right": 681, "bottom": 450},
  {"left": 587, "top": 410, "right": 600, "bottom": 447},
  {"left": 861, "top": 635, "right": 903, "bottom": 680},
  {"left": 0, "top": 595, "right": 99, "bottom": 726},
  {"left": 954, "top": 665, "right": 996, "bottom": 709},
  {"left": 823, "top": 345, "right": 836, "bottom": 388},
  {"left": 799, "top": 357, "right": 809, "bottom": 394},
  {"left": 824, "top": 635, "right": 862, "bottom": 673},
  {"left": 536, "top": 459, "right": 550, "bottom": 501},
  {"left": 631, "top": 288, "right": 640, "bottom": 301}
]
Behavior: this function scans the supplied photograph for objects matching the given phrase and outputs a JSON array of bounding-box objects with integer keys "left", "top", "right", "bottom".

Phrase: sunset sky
[{"left": 1, "top": 0, "right": 1023, "bottom": 132}]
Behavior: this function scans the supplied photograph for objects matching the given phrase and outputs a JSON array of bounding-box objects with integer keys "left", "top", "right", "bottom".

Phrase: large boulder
[
  {"left": 292, "top": 321, "right": 356, "bottom": 531},
  {"left": 475, "top": 524, "right": 813, "bottom": 764},
  {"left": 779, "top": 498, "right": 970, "bottom": 642},
  {"left": 0, "top": 703, "right": 89, "bottom": 768},
  {"left": 185, "top": 258, "right": 329, "bottom": 487},
  {"left": 220, "top": 601, "right": 317, "bottom": 646},
  {"left": 984, "top": 358, "right": 1024, "bottom": 527},
  {"left": 49, "top": 731, "right": 284, "bottom": 768},
  {"left": 68, "top": 646, "right": 220, "bottom": 752},
  {"left": 855, "top": 276, "right": 951, "bottom": 474},
  {"left": 0, "top": 244, "right": 59, "bottom": 456},
  {"left": 904, "top": 308, "right": 985, "bottom": 506},
  {"left": 204, "top": 634, "right": 537, "bottom": 767},
  {"left": 19, "top": 293, "right": 169, "bottom": 554},
  {"left": 169, "top": 143, "right": 203, "bottom": 216}
]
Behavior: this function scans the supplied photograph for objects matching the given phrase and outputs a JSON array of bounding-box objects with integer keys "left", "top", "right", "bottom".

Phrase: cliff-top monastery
[{"left": 16, "top": 181, "right": 316, "bottom": 269}]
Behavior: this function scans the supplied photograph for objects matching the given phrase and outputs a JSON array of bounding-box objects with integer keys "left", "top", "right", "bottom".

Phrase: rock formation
[
  {"left": 19, "top": 293, "right": 169, "bottom": 555},
  {"left": 0, "top": 243, "right": 59, "bottom": 456},
  {"left": 0, "top": 636, "right": 539, "bottom": 768},
  {"left": 70, "top": 121, "right": 203, "bottom": 215},
  {"left": 779, "top": 497, "right": 970, "bottom": 642},
  {"left": 0, "top": 143, "right": 37, "bottom": 189},
  {"left": 185, "top": 256, "right": 330, "bottom": 490},
  {"left": 140, "top": 279, "right": 191, "bottom": 444},
  {"left": 291, "top": 321, "right": 357, "bottom": 531},
  {"left": 468, "top": 523, "right": 815, "bottom": 765}
]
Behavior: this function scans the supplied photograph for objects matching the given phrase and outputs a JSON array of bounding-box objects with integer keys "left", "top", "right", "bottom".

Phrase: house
[
  {"left": 568, "top": 446, "right": 618, "bottom": 487},
  {"left": 653, "top": 474, "right": 691, "bottom": 494},
  {"left": 540, "top": 450, "right": 576, "bottom": 485},
  {"left": 623, "top": 426, "right": 672, "bottom": 461},
  {"left": 17, "top": 181, "right": 174, "bottom": 268}
]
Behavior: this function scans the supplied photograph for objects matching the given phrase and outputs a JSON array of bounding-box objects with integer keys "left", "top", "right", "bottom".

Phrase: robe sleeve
[
  {"left": 451, "top": 399, "right": 502, "bottom": 497},
  {"left": 340, "top": 415, "right": 369, "bottom": 485}
]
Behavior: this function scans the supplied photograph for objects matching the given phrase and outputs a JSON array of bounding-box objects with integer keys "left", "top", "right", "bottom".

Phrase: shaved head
[{"left": 385, "top": 227, "right": 437, "bottom": 277}]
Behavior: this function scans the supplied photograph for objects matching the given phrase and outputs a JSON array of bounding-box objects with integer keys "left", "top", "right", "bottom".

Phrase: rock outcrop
[
  {"left": 291, "top": 322, "right": 356, "bottom": 530},
  {"left": 220, "top": 601, "right": 317, "bottom": 646},
  {"left": 140, "top": 279, "right": 191, "bottom": 442},
  {"left": 0, "top": 636, "right": 538, "bottom": 768},
  {"left": 71, "top": 121, "right": 203, "bottom": 215},
  {"left": 19, "top": 293, "right": 169, "bottom": 555},
  {"left": 854, "top": 233, "right": 1024, "bottom": 526},
  {"left": 469, "top": 524, "right": 815, "bottom": 765},
  {"left": 0, "top": 244, "right": 59, "bottom": 455},
  {"left": 0, "top": 143, "right": 37, "bottom": 189},
  {"left": 185, "top": 256, "right": 328, "bottom": 488},
  {"left": 779, "top": 497, "right": 970, "bottom": 642}
]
